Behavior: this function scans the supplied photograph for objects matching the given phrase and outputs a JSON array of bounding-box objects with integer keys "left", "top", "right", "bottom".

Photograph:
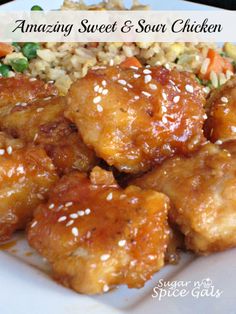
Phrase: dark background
[
  {"left": 0, "top": 0, "right": 235, "bottom": 10},
  {"left": 186, "top": 0, "right": 236, "bottom": 9}
]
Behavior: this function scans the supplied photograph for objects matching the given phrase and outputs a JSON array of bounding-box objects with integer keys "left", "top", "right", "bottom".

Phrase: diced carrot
[
  {"left": 0, "top": 43, "right": 13, "bottom": 58},
  {"left": 200, "top": 48, "right": 234, "bottom": 80},
  {"left": 120, "top": 57, "right": 142, "bottom": 69}
]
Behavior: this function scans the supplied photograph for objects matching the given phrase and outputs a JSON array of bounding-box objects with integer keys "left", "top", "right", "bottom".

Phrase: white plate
[{"left": 0, "top": 1, "right": 235, "bottom": 314}]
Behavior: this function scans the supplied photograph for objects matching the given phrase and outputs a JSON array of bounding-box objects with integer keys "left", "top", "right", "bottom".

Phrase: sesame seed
[
  {"left": 118, "top": 239, "right": 126, "bottom": 247},
  {"left": 143, "top": 69, "right": 151, "bottom": 74},
  {"left": 37, "top": 194, "right": 44, "bottom": 200},
  {"left": 173, "top": 96, "right": 180, "bottom": 103},
  {"left": 94, "top": 85, "right": 100, "bottom": 92},
  {"left": 49, "top": 204, "right": 55, "bottom": 209},
  {"left": 142, "top": 91, "right": 151, "bottom": 98},
  {"left": 70, "top": 213, "right": 78, "bottom": 219},
  {"left": 86, "top": 231, "right": 91, "bottom": 238},
  {"left": 44, "top": 97, "right": 51, "bottom": 101},
  {"left": 231, "top": 126, "right": 236, "bottom": 132},
  {"left": 149, "top": 84, "right": 157, "bottom": 90},
  {"left": 72, "top": 227, "right": 79, "bottom": 237},
  {"left": 134, "top": 73, "right": 141, "bottom": 79},
  {"left": 165, "top": 63, "right": 171, "bottom": 70},
  {"left": 85, "top": 208, "right": 91, "bottom": 215},
  {"left": 93, "top": 96, "right": 102, "bottom": 104},
  {"left": 162, "top": 116, "right": 168, "bottom": 123},
  {"left": 162, "top": 92, "right": 167, "bottom": 101},
  {"left": 29, "top": 77, "right": 37, "bottom": 81},
  {"left": 33, "top": 133, "right": 38, "bottom": 142},
  {"left": 103, "top": 284, "right": 109, "bottom": 292},
  {"left": 100, "top": 254, "right": 110, "bottom": 261},
  {"left": 221, "top": 97, "right": 228, "bottom": 103},
  {"left": 7, "top": 146, "right": 13, "bottom": 155},
  {"left": 148, "top": 255, "right": 155, "bottom": 260},
  {"left": 106, "top": 192, "right": 113, "bottom": 201},
  {"left": 31, "top": 221, "right": 37, "bottom": 228},
  {"left": 144, "top": 75, "right": 152, "bottom": 84},
  {"left": 36, "top": 108, "right": 44, "bottom": 113},
  {"left": 64, "top": 202, "right": 72, "bottom": 208},
  {"left": 17, "top": 166, "right": 24, "bottom": 174},
  {"left": 78, "top": 210, "right": 85, "bottom": 216},
  {"left": 58, "top": 216, "right": 67, "bottom": 222},
  {"left": 118, "top": 79, "right": 127, "bottom": 86},
  {"left": 97, "top": 104, "right": 103, "bottom": 112},
  {"left": 203, "top": 114, "right": 208, "bottom": 120},
  {"left": 215, "top": 140, "right": 223, "bottom": 145},
  {"left": 66, "top": 220, "right": 74, "bottom": 226},
  {"left": 0, "top": 149, "right": 5, "bottom": 155},
  {"left": 102, "top": 89, "right": 108, "bottom": 95},
  {"left": 127, "top": 83, "right": 133, "bottom": 89},
  {"left": 134, "top": 96, "right": 140, "bottom": 100},
  {"left": 102, "top": 80, "right": 107, "bottom": 87},
  {"left": 109, "top": 59, "right": 114, "bottom": 66},
  {"left": 130, "top": 66, "right": 138, "bottom": 70},
  {"left": 120, "top": 194, "right": 126, "bottom": 199},
  {"left": 185, "top": 84, "right": 194, "bottom": 93},
  {"left": 98, "top": 87, "right": 103, "bottom": 93},
  {"left": 123, "top": 87, "right": 128, "bottom": 92}
]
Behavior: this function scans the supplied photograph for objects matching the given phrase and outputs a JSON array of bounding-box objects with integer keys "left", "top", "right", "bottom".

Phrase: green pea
[
  {"left": 10, "top": 58, "right": 28, "bottom": 73},
  {"left": 22, "top": 43, "right": 39, "bottom": 60},
  {"left": 31, "top": 5, "right": 43, "bottom": 11},
  {"left": 0, "top": 64, "right": 11, "bottom": 77}
]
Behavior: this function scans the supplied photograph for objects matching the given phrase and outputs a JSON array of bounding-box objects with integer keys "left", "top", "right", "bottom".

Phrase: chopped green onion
[
  {"left": 0, "top": 64, "right": 11, "bottom": 77},
  {"left": 10, "top": 58, "right": 28, "bottom": 73},
  {"left": 31, "top": 5, "right": 43, "bottom": 11},
  {"left": 22, "top": 43, "right": 39, "bottom": 60}
]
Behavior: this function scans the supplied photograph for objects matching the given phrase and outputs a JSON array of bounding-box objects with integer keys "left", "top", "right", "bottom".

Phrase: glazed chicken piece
[
  {"left": 204, "top": 76, "right": 236, "bottom": 143},
  {"left": 0, "top": 87, "right": 97, "bottom": 175},
  {"left": 28, "top": 167, "right": 170, "bottom": 294},
  {"left": 0, "top": 132, "right": 58, "bottom": 242},
  {"left": 0, "top": 74, "right": 58, "bottom": 108},
  {"left": 132, "top": 143, "right": 236, "bottom": 254},
  {"left": 65, "top": 66, "right": 206, "bottom": 174}
]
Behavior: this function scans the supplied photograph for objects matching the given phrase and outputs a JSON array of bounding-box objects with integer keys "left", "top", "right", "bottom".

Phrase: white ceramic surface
[{"left": 0, "top": 1, "right": 234, "bottom": 314}]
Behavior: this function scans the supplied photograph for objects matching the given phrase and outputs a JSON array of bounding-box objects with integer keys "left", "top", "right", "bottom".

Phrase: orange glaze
[
  {"left": 0, "top": 133, "right": 58, "bottom": 242},
  {"left": 0, "top": 94, "right": 97, "bottom": 175},
  {"left": 205, "top": 76, "right": 236, "bottom": 143},
  {"left": 0, "top": 240, "right": 17, "bottom": 250},
  {"left": 28, "top": 167, "right": 170, "bottom": 294},
  {"left": 0, "top": 75, "right": 58, "bottom": 108},
  {"left": 132, "top": 142, "right": 236, "bottom": 254},
  {"left": 66, "top": 66, "right": 206, "bottom": 173}
]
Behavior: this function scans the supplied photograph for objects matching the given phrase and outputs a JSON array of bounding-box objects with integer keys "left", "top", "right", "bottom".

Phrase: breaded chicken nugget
[
  {"left": 0, "top": 132, "right": 58, "bottom": 241},
  {"left": 132, "top": 143, "right": 236, "bottom": 254},
  {"left": 65, "top": 66, "right": 206, "bottom": 174},
  {"left": 0, "top": 96, "right": 97, "bottom": 175},
  {"left": 28, "top": 167, "right": 170, "bottom": 294},
  {"left": 205, "top": 76, "right": 236, "bottom": 143},
  {"left": 0, "top": 74, "right": 57, "bottom": 108}
]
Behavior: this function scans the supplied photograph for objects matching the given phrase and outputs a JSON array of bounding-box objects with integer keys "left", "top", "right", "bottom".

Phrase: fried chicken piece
[
  {"left": 0, "top": 95, "right": 97, "bottom": 175},
  {"left": 132, "top": 143, "right": 236, "bottom": 254},
  {"left": 204, "top": 76, "right": 236, "bottom": 142},
  {"left": 28, "top": 167, "right": 170, "bottom": 294},
  {"left": 0, "top": 132, "right": 58, "bottom": 242},
  {"left": 0, "top": 74, "right": 58, "bottom": 108},
  {"left": 65, "top": 66, "right": 206, "bottom": 174}
]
